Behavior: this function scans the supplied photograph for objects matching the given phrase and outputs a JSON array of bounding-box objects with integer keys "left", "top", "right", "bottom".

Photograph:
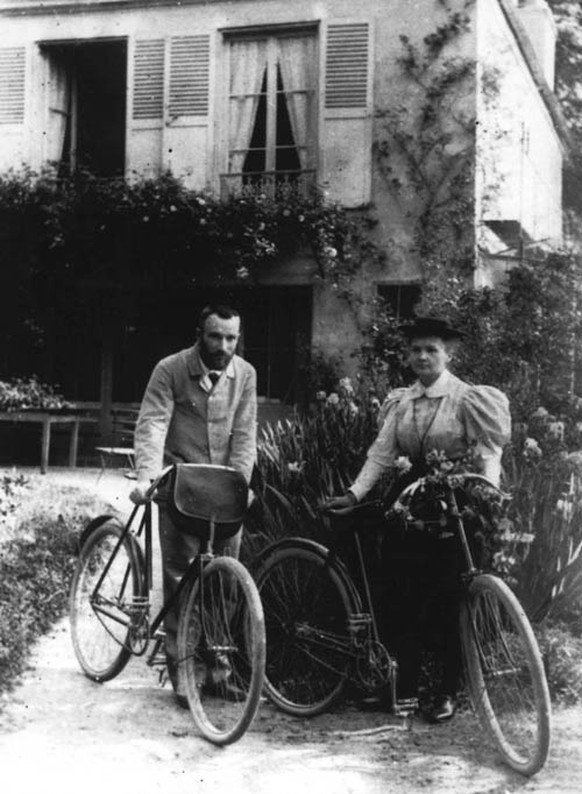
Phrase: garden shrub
[
  {"left": 0, "top": 476, "right": 107, "bottom": 700},
  {"left": 0, "top": 375, "right": 71, "bottom": 413},
  {"left": 0, "top": 471, "right": 28, "bottom": 521},
  {"left": 415, "top": 251, "right": 582, "bottom": 423},
  {"left": 0, "top": 519, "right": 78, "bottom": 692}
]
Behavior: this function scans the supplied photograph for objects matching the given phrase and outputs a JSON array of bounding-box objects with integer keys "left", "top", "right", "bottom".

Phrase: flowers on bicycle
[
  {"left": 383, "top": 449, "right": 529, "bottom": 577},
  {"left": 394, "top": 456, "right": 413, "bottom": 475}
]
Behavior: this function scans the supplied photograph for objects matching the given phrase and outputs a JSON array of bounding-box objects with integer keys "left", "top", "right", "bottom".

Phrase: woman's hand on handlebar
[
  {"left": 320, "top": 492, "right": 357, "bottom": 513},
  {"left": 129, "top": 479, "right": 152, "bottom": 505}
]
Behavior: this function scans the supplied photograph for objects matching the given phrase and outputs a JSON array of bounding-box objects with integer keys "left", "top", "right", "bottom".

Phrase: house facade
[{"left": 0, "top": 0, "right": 568, "bottom": 419}]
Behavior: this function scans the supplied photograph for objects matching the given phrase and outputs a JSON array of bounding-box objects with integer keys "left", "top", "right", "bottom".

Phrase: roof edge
[{"left": 496, "top": 0, "right": 574, "bottom": 159}]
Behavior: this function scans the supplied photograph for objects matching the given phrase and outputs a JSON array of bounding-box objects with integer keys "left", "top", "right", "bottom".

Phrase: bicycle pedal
[
  {"left": 394, "top": 697, "right": 419, "bottom": 717},
  {"left": 146, "top": 632, "right": 167, "bottom": 669},
  {"left": 158, "top": 667, "right": 169, "bottom": 687}
]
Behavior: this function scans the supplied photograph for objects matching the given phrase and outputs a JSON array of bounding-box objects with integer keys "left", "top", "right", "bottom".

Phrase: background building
[{"left": 0, "top": 0, "right": 569, "bottom": 434}]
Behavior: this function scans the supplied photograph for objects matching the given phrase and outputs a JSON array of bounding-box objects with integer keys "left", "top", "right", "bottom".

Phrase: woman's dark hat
[{"left": 400, "top": 316, "right": 466, "bottom": 340}]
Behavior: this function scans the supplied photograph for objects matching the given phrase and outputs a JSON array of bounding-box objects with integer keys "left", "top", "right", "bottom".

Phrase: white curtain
[
  {"left": 277, "top": 36, "right": 315, "bottom": 171},
  {"left": 228, "top": 40, "right": 268, "bottom": 174},
  {"left": 45, "top": 50, "right": 72, "bottom": 166}
]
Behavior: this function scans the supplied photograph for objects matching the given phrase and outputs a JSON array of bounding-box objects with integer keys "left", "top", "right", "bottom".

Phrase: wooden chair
[{"left": 95, "top": 407, "right": 139, "bottom": 480}]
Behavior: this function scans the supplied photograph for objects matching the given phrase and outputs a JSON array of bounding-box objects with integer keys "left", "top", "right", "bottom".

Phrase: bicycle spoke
[
  {"left": 178, "top": 557, "right": 265, "bottom": 745},
  {"left": 256, "top": 543, "right": 355, "bottom": 715},
  {"left": 70, "top": 520, "right": 143, "bottom": 682},
  {"left": 462, "top": 575, "right": 551, "bottom": 775}
]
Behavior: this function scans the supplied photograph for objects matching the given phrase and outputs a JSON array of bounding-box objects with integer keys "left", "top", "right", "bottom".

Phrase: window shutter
[
  {"left": 169, "top": 35, "right": 210, "bottom": 117},
  {"left": 322, "top": 22, "right": 372, "bottom": 207},
  {"left": 133, "top": 39, "right": 165, "bottom": 120},
  {"left": 325, "top": 23, "right": 369, "bottom": 109},
  {"left": 0, "top": 47, "right": 26, "bottom": 124}
]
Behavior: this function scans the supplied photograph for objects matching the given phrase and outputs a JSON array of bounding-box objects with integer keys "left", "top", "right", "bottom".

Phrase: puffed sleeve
[
  {"left": 461, "top": 385, "right": 511, "bottom": 486},
  {"left": 377, "top": 387, "right": 407, "bottom": 428},
  {"left": 349, "top": 388, "right": 406, "bottom": 501}
]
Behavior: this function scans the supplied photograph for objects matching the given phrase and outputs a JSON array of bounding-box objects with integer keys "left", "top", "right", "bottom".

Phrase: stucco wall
[{"left": 476, "top": 0, "right": 562, "bottom": 255}]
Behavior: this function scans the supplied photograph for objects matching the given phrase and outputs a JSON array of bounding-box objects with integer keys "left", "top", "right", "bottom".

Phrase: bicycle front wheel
[
  {"left": 177, "top": 556, "right": 265, "bottom": 745},
  {"left": 255, "top": 541, "right": 356, "bottom": 716},
  {"left": 460, "top": 574, "right": 551, "bottom": 776},
  {"left": 70, "top": 518, "right": 144, "bottom": 682}
]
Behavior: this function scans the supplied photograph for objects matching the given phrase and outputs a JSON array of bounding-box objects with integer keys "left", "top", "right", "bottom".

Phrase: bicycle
[
  {"left": 254, "top": 473, "right": 551, "bottom": 776},
  {"left": 69, "top": 463, "right": 266, "bottom": 746}
]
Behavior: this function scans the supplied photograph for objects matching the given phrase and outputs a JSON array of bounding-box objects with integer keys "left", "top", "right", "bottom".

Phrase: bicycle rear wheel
[
  {"left": 255, "top": 541, "right": 357, "bottom": 716},
  {"left": 70, "top": 518, "right": 144, "bottom": 682},
  {"left": 460, "top": 574, "right": 551, "bottom": 776},
  {"left": 177, "top": 556, "right": 265, "bottom": 745}
]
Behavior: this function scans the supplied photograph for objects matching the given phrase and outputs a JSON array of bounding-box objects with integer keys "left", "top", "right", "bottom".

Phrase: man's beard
[{"left": 199, "top": 341, "right": 233, "bottom": 371}]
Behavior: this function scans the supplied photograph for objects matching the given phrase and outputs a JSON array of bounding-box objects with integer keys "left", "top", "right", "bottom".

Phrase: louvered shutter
[
  {"left": 127, "top": 39, "right": 165, "bottom": 178},
  {"left": 127, "top": 35, "right": 211, "bottom": 187},
  {"left": 169, "top": 36, "right": 210, "bottom": 117},
  {"left": 164, "top": 34, "right": 211, "bottom": 189},
  {"left": 325, "top": 23, "right": 368, "bottom": 110},
  {"left": 0, "top": 47, "right": 26, "bottom": 125},
  {"left": 322, "top": 22, "right": 372, "bottom": 207},
  {"left": 133, "top": 39, "right": 165, "bottom": 120}
]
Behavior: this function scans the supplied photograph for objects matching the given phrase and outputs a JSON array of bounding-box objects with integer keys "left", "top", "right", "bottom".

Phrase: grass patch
[
  {"left": 538, "top": 623, "right": 582, "bottom": 706},
  {"left": 0, "top": 473, "right": 110, "bottom": 701}
]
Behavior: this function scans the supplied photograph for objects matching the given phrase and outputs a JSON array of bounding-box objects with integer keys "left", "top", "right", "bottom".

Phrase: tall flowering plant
[
  {"left": 502, "top": 408, "right": 582, "bottom": 622},
  {"left": 246, "top": 377, "right": 389, "bottom": 550}
]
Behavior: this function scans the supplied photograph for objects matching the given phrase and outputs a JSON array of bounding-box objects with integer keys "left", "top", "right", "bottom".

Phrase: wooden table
[{"left": 0, "top": 411, "right": 90, "bottom": 473}]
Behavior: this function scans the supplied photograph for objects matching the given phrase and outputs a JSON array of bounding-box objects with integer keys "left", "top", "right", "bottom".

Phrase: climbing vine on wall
[{"left": 374, "top": 0, "right": 477, "bottom": 273}]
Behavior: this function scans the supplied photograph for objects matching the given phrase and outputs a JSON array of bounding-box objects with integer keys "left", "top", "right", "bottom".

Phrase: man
[{"left": 130, "top": 305, "right": 257, "bottom": 706}]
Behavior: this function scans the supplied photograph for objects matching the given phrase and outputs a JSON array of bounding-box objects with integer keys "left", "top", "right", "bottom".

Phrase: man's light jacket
[{"left": 134, "top": 343, "right": 257, "bottom": 484}]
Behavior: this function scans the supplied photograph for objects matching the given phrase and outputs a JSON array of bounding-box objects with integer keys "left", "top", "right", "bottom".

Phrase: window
[
  {"left": 42, "top": 40, "right": 127, "bottom": 177},
  {"left": 377, "top": 284, "right": 422, "bottom": 320},
  {"left": 239, "top": 286, "right": 312, "bottom": 403},
  {"left": 222, "top": 30, "right": 317, "bottom": 197}
]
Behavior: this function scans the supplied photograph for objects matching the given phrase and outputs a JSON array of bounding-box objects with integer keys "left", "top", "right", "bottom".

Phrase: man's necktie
[{"left": 208, "top": 371, "right": 220, "bottom": 387}]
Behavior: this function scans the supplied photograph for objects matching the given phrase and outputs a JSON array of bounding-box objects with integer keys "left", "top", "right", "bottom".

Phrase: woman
[{"left": 323, "top": 316, "right": 511, "bottom": 722}]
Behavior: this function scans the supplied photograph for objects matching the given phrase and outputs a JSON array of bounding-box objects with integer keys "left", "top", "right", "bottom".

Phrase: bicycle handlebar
[
  {"left": 144, "top": 465, "right": 174, "bottom": 500},
  {"left": 396, "top": 472, "right": 506, "bottom": 501},
  {"left": 323, "top": 472, "right": 509, "bottom": 519}
]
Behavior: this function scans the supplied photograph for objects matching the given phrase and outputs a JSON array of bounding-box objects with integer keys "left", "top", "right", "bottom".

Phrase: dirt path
[
  {"left": 1, "top": 468, "right": 581, "bottom": 794},
  {"left": 1, "top": 607, "right": 581, "bottom": 794}
]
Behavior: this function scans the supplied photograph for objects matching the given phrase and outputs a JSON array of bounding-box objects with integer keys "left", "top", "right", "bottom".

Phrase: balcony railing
[{"left": 220, "top": 169, "right": 317, "bottom": 201}]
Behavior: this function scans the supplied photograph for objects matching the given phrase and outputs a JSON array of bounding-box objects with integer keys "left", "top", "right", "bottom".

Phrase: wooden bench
[{"left": 95, "top": 407, "right": 139, "bottom": 479}]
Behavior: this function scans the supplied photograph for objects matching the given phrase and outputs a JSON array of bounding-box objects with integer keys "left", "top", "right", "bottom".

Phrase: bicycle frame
[
  {"left": 313, "top": 514, "right": 405, "bottom": 709},
  {"left": 87, "top": 464, "right": 223, "bottom": 664},
  {"left": 321, "top": 473, "right": 504, "bottom": 707}
]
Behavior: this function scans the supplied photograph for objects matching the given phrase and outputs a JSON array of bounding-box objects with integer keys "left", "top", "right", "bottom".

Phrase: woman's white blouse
[{"left": 349, "top": 369, "right": 511, "bottom": 501}]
